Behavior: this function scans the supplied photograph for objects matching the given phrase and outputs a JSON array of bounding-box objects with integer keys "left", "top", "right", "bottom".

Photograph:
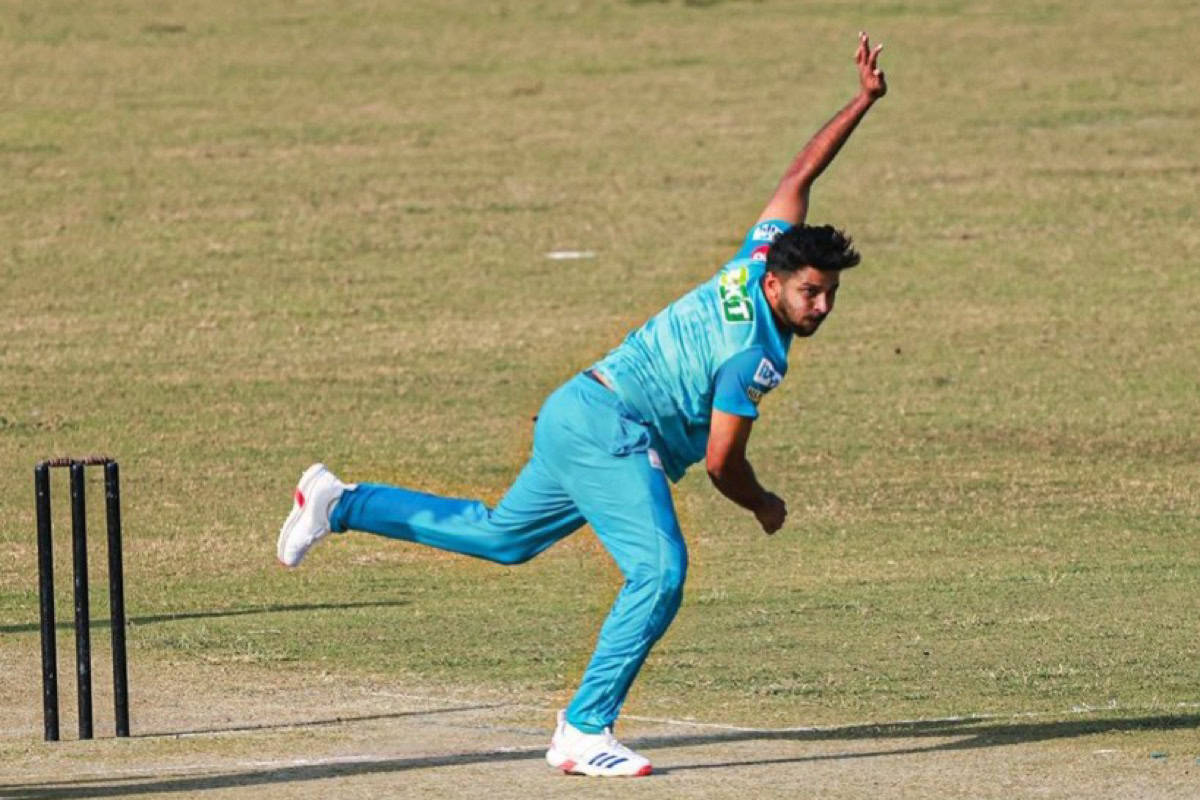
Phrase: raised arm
[{"left": 756, "top": 32, "right": 887, "bottom": 226}]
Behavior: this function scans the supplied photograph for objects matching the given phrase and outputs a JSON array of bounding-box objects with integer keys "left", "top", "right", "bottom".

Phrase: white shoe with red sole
[
  {"left": 545, "top": 710, "right": 652, "bottom": 777},
  {"left": 276, "top": 463, "right": 354, "bottom": 567}
]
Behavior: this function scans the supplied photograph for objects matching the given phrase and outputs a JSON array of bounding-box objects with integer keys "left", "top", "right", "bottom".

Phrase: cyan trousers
[{"left": 329, "top": 373, "right": 687, "bottom": 733}]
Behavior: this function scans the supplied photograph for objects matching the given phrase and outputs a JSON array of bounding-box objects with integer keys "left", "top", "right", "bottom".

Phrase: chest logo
[{"left": 718, "top": 266, "right": 754, "bottom": 324}]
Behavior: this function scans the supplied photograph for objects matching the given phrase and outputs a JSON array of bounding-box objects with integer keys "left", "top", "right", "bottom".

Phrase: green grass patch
[{"left": 1, "top": 0, "right": 1197, "bottom": 731}]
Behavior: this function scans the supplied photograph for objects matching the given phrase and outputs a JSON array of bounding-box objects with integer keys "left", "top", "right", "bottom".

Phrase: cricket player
[{"left": 278, "top": 33, "right": 886, "bottom": 777}]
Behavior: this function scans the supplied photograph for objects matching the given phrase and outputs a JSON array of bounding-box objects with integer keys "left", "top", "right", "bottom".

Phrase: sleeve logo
[
  {"left": 753, "top": 358, "right": 783, "bottom": 389},
  {"left": 751, "top": 223, "right": 784, "bottom": 243},
  {"left": 747, "top": 386, "right": 764, "bottom": 405},
  {"left": 718, "top": 266, "right": 754, "bottom": 324}
]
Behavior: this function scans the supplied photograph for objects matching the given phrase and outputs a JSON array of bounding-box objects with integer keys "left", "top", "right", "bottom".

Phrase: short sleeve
[
  {"left": 712, "top": 347, "right": 786, "bottom": 419},
  {"left": 732, "top": 219, "right": 793, "bottom": 262}
]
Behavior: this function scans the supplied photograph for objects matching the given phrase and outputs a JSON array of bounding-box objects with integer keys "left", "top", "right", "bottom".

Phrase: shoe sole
[
  {"left": 276, "top": 463, "right": 328, "bottom": 567},
  {"left": 546, "top": 749, "right": 652, "bottom": 777}
]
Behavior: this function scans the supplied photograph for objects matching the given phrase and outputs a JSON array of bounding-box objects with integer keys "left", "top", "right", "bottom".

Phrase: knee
[
  {"left": 490, "top": 532, "right": 565, "bottom": 565},
  {"left": 663, "top": 567, "right": 686, "bottom": 607},
  {"left": 632, "top": 563, "right": 686, "bottom": 643},
  {"left": 658, "top": 557, "right": 687, "bottom": 603},
  {"left": 491, "top": 543, "right": 539, "bottom": 566},
  {"left": 498, "top": 550, "right": 535, "bottom": 566},
  {"left": 629, "top": 545, "right": 688, "bottom": 606}
]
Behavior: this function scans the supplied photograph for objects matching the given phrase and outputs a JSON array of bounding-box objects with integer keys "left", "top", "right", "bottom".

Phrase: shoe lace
[{"left": 600, "top": 728, "right": 634, "bottom": 758}]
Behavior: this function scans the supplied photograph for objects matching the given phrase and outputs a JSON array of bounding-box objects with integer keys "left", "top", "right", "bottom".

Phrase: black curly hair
[{"left": 766, "top": 224, "right": 861, "bottom": 275}]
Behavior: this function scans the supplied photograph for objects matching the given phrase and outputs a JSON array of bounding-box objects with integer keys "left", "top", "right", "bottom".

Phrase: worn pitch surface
[{"left": 2, "top": 650, "right": 1197, "bottom": 798}]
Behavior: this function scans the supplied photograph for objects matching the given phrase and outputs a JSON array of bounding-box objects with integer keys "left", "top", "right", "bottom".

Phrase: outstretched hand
[{"left": 856, "top": 31, "right": 887, "bottom": 100}]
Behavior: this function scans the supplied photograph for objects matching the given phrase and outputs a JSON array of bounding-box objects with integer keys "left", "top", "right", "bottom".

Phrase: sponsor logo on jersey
[
  {"left": 753, "top": 358, "right": 783, "bottom": 389},
  {"left": 751, "top": 223, "right": 784, "bottom": 243},
  {"left": 718, "top": 265, "right": 754, "bottom": 324},
  {"left": 750, "top": 244, "right": 770, "bottom": 262},
  {"left": 747, "top": 386, "right": 764, "bottom": 405},
  {"left": 647, "top": 448, "right": 663, "bottom": 471}
]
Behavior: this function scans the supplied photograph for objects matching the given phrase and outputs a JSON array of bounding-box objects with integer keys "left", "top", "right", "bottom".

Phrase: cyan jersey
[{"left": 591, "top": 220, "right": 794, "bottom": 481}]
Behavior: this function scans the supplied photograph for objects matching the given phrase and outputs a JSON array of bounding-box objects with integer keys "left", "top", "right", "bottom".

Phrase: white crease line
[
  {"left": 8, "top": 698, "right": 1198, "bottom": 742},
  {"left": 367, "top": 692, "right": 1200, "bottom": 735},
  {"left": 624, "top": 701, "right": 1200, "bottom": 733},
  {"left": 6, "top": 696, "right": 1198, "bottom": 771}
]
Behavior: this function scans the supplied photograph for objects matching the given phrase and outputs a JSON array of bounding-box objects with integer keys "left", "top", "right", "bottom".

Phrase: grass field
[{"left": 2, "top": 0, "right": 1198, "bottom": 796}]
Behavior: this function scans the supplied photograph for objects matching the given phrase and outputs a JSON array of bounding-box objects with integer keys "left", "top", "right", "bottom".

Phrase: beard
[
  {"left": 790, "top": 316, "right": 825, "bottom": 337},
  {"left": 778, "top": 296, "right": 826, "bottom": 336}
]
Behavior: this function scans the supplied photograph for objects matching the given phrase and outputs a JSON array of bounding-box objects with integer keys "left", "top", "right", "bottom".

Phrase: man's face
[{"left": 764, "top": 266, "right": 840, "bottom": 337}]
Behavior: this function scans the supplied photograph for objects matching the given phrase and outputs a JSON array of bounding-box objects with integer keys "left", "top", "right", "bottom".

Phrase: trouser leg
[
  {"left": 531, "top": 375, "right": 689, "bottom": 734},
  {"left": 330, "top": 454, "right": 584, "bottom": 565},
  {"left": 560, "top": 449, "right": 686, "bottom": 733},
  {"left": 332, "top": 372, "right": 686, "bottom": 734}
]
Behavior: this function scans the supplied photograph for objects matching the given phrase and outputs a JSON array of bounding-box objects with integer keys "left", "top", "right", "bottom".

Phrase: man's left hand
[{"left": 754, "top": 491, "right": 788, "bottom": 535}]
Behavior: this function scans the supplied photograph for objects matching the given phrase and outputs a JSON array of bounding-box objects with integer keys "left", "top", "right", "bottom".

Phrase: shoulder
[
  {"left": 731, "top": 219, "right": 794, "bottom": 261},
  {"left": 712, "top": 346, "right": 786, "bottom": 415},
  {"left": 719, "top": 346, "right": 786, "bottom": 381}
]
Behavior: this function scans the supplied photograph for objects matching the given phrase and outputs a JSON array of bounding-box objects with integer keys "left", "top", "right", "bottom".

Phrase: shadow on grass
[
  {"left": 0, "top": 601, "right": 410, "bottom": 634},
  {"left": 135, "top": 702, "right": 505, "bottom": 739},
  {"left": 646, "top": 712, "right": 1200, "bottom": 773},
  {"left": 2, "top": 712, "right": 1196, "bottom": 797}
]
